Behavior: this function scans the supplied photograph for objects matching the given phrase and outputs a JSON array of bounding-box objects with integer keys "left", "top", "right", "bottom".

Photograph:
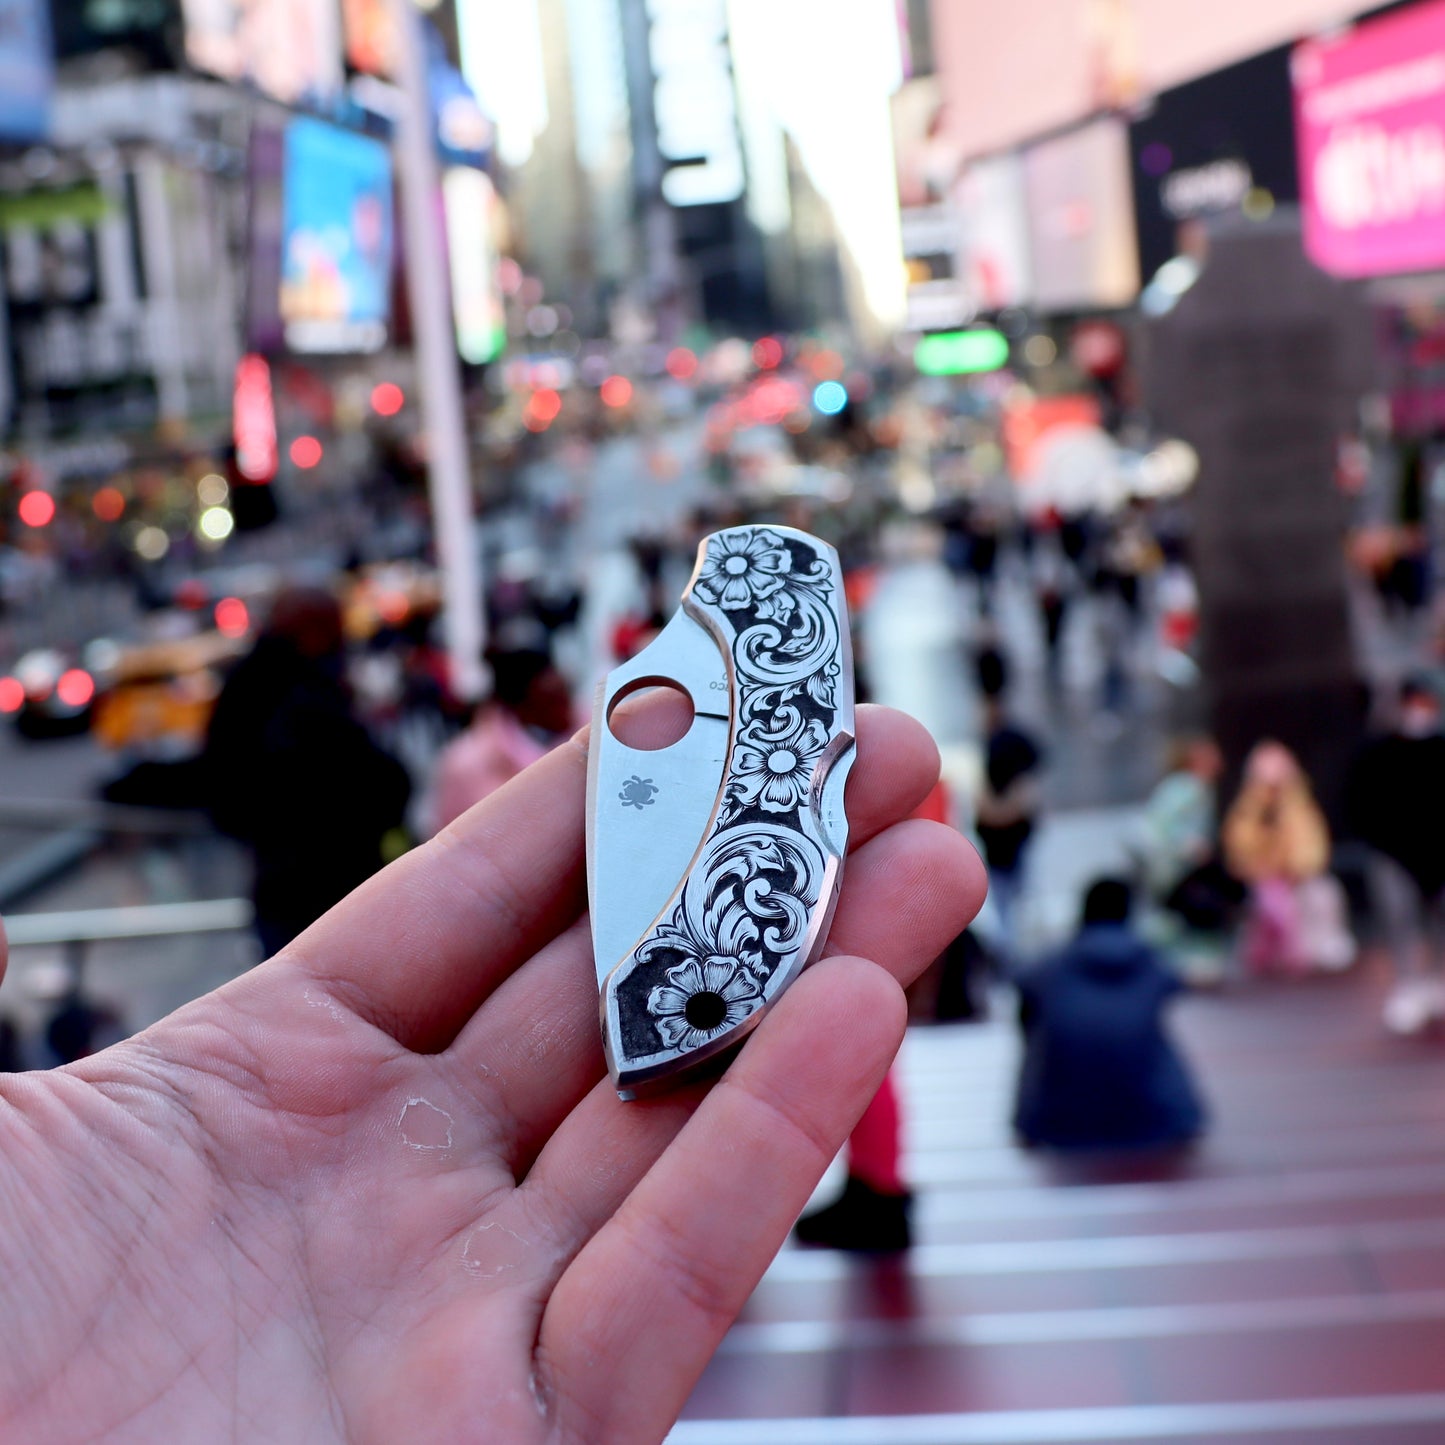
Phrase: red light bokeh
[
  {"left": 371, "top": 382, "right": 405, "bottom": 417},
  {"left": 600, "top": 375, "right": 634, "bottom": 408},
  {"left": 215, "top": 597, "right": 250, "bottom": 637},
  {"left": 56, "top": 669, "right": 95, "bottom": 708},
  {"left": 290, "top": 436, "right": 324, "bottom": 469},
  {"left": 93, "top": 486, "right": 125, "bottom": 522},
  {"left": 752, "top": 337, "right": 784, "bottom": 370},
  {"left": 665, "top": 348, "right": 698, "bottom": 381},
  {"left": 18, "top": 491, "right": 55, "bottom": 528}
]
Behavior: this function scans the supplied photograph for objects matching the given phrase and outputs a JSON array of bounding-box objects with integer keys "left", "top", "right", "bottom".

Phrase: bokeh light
[
  {"left": 525, "top": 387, "right": 563, "bottom": 431},
  {"left": 196, "top": 473, "right": 228, "bottom": 507},
  {"left": 600, "top": 375, "right": 633, "bottom": 408},
  {"left": 175, "top": 579, "right": 208, "bottom": 610},
  {"left": 812, "top": 380, "right": 849, "bottom": 416},
  {"left": 1024, "top": 335, "right": 1059, "bottom": 367},
  {"left": 198, "top": 506, "right": 235, "bottom": 542},
  {"left": 56, "top": 669, "right": 94, "bottom": 709},
  {"left": 752, "top": 336, "right": 784, "bottom": 369},
  {"left": 18, "top": 491, "right": 55, "bottom": 528},
  {"left": 665, "top": 347, "right": 698, "bottom": 381},
  {"left": 93, "top": 486, "right": 125, "bottom": 522},
  {"left": 214, "top": 597, "right": 250, "bottom": 637},
  {"left": 290, "top": 436, "right": 324, "bottom": 469},
  {"left": 371, "top": 382, "right": 405, "bottom": 417},
  {"left": 0, "top": 678, "right": 23, "bottom": 713},
  {"left": 134, "top": 526, "right": 169, "bottom": 561}
]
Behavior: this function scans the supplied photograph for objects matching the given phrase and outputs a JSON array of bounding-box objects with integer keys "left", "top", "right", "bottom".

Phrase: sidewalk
[{"left": 671, "top": 952, "right": 1445, "bottom": 1443}]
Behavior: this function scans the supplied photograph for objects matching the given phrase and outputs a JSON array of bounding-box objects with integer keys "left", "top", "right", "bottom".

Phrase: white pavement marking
[
  {"left": 901, "top": 1113, "right": 1445, "bottom": 1159},
  {"left": 718, "top": 1287, "right": 1445, "bottom": 1354},
  {"left": 763, "top": 1214, "right": 1445, "bottom": 1283},
  {"left": 667, "top": 1393, "right": 1445, "bottom": 1444},
  {"left": 915, "top": 1160, "right": 1445, "bottom": 1224}
]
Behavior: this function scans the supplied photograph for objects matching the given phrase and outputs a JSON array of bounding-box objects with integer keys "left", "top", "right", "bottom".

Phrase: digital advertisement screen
[
  {"left": 181, "top": 0, "right": 342, "bottom": 106},
  {"left": 1130, "top": 47, "right": 1298, "bottom": 285},
  {"left": 955, "top": 153, "right": 1032, "bottom": 310},
  {"left": 0, "top": 0, "right": 53, "bottom": 141},
  {"left": 1295, "top": 0, "right": 1445, "bottom": 278},
  {"left": 279, "top": 117, "right": 394, "bottom": 354},
  {"left": 1023, "top": 117, "right": 1140, "bottom": 312},
  {"left": 444, "top": 168, "right": 505, "bottom": 365}
]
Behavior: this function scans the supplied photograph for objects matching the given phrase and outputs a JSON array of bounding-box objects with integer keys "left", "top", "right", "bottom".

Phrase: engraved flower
[
  {"left": 729, "top": 711, "right": 830, "bottom": 814},
  {"left": 694, "top": 528, "right": 792, "bottom": 611},
  {"left": 647, "top": 956, "right": 763, "bottom": 1050}
]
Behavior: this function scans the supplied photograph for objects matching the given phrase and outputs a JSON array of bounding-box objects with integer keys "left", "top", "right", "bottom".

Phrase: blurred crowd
[{"left": 6, "top": 345, "right": 1445, "bottom": 1261}]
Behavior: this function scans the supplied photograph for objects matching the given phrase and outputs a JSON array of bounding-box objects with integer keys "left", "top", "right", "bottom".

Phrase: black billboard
[{"left": 1129, "top": 46, "right": 1299, "bottom": 287}]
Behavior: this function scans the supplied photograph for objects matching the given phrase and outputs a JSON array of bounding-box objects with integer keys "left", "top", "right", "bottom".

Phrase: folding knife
[{"left": 586, "top": 525, "right": 856, "bottom": 1097}]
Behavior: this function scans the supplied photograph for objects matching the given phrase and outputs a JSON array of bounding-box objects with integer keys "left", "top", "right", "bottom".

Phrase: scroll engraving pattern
[{"left": 631, "top": 529, "right": 841, "bottom": 1059}]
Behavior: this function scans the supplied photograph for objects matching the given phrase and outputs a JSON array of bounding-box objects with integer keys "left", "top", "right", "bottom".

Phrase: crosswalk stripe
[
  {"left": 764, "top": 1214, "right": 1445, "bottom": 1282},
  {"left": 718, "top": 1287, "right": 1445, "bottom": 1353},
  {"left": 916, "top": 1160, "right": 1445, "bottom": 1223},
  {"left": 667, "top": 1391, "right": 1445, "bottom": 1443}
]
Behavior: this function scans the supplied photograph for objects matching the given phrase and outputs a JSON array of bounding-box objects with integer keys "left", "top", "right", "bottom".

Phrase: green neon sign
[{"left": 914, "top": 329, "right": 1010, "bottom": 376}]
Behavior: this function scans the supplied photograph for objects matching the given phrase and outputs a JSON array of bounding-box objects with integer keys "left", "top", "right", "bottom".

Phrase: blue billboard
[
  {"left": 279, "top": 118, "right": 393, "bottom": 354},
  {"left": 0, "top": 0, "right": 53, "bottom": 141}
]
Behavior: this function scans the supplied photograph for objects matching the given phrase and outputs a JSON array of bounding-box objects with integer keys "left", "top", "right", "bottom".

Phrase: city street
[{"left": 9, "top": 0, "right": 1445, "bottom": 1435}]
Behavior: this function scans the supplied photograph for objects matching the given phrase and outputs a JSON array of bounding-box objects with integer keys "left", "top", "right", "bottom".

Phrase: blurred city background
[{"left": 5, "top": 0, "right": 1445, "bottom": 1439}]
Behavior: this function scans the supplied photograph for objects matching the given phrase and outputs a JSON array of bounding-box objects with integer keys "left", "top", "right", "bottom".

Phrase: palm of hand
[{"left": 0, "top": 709, "right": 981, "bottom": 1444}]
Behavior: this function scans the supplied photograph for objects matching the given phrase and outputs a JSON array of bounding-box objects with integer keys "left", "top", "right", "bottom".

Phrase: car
[{"left": 0, "top": 647, "right": 96, "bottom": 739}]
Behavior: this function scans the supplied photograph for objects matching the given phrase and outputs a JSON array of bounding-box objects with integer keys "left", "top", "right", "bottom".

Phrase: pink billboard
[{"left": 1294, "top": 0, "right": 1445, "bottom": 278}]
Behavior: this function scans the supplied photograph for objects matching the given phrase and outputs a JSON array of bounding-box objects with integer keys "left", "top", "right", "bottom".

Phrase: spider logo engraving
[{"left": 619, "top": 776, "right": 659, "bottom": 810}]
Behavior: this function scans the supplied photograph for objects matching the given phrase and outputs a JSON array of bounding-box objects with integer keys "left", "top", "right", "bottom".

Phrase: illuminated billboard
[
  {"left": 1023, "top": 118, "right": 1140, "bottom": 312},
  {"left": 279, "top": 118, "right": 393, "bottom": 354},
  {"left": 931, "top": 0, "right": 1365, "bottom": 163},
  {"left": 1295, "top": 0, "right": 1445, "bottom": 278},
  {"left": 443, "top": 168, "right": 504, "bottom": 365},
  {"left": 956, "top": 154, "right": 1032, "bottom": 310},
  {"left": 1130, "top": 47, "right": 1299, "bottom": 285},
  {"left": 181, "top": 0, "right": 342, "bottom": 106},
  {"left": 342, "top": 0, "right": 396, "bottom": 76},
  {"left": 0, "top": 0, "right": 52, "bottom": 141}
]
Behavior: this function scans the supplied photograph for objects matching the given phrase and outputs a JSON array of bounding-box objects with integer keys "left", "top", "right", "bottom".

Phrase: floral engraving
[
  {"left": 648, "top": 958, "right": 763, "bottom": 1051},
  {"left": 693, "top": 529, "right": 792, "bottom": 612},
  {"left": 728, "top": 710, "right": 830, "bottom": 814},
  {"left": 625, "top": 526, "right": 846, "bottom": 1064}
]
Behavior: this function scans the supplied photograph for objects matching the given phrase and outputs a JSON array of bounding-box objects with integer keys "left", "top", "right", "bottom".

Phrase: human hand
[{"left": 0, "top": 705, "right": 983, "bottom": 1444}]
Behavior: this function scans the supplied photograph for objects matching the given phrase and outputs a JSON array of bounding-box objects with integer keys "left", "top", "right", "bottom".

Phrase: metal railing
[
  {"left": 0, "top": 796, "right": 224, "bottom": 913},
  {"left": 4, "top": 898, "right": 252, "bottom": 949}
]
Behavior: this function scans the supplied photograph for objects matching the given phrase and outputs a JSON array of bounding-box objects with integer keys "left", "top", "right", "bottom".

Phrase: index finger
[
  {"left": 533, "top": 955, "right": 905, "bottom": 1444},
  {"left": 275, "top": 704, "right": 942, "bottom": 1052}
]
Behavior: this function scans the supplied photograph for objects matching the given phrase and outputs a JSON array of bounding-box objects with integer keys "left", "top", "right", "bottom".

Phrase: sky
[
  {"left": 730, "top": 0, "right": 908, "bottom": 327},
  {"left": 458, "top": 0, "right": 909, "bottom": 329}
]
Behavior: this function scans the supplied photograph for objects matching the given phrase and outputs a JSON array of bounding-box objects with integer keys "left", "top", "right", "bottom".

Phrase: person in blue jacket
[{"left": 1013, "top": 877, "right": 1206, "bottom": 1151}]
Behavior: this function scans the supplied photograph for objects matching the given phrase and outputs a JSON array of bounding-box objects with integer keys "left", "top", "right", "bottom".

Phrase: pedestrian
[
  {"left": 793, "top": 1070, "right": 912, "bottom": 1252},
  {"left": 1347, "top": 678, "right": 1445, "bottom": 1033},
  {"left": 204, "top": 587, "right": 412, "bottom": 957},
  {"left": 1222, "top": 741, "right": 1352, "bottom": 975},
  {"left": 428, "top": 648, "right": 575, "bottom": 833},
  {"left": 1032, "top": 532, "right": 1071, "bottom": 687},
  {"left": 1143, "top": 737, "right": 1243, "bottom": 937},
  {"left": 1013, "top": 877, "right": 1206, "bottom": 1152},
  {"left": 974, "top": 651, "right": 1044, "bottom": 959},
  {"left": 793, "top": 779, "right": 958, "bottom": 1254}
]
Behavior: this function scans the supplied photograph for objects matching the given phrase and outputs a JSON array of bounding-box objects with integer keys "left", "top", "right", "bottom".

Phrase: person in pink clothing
[{"left": 429, "top": 650, "right": 575, "bottom": 833}]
